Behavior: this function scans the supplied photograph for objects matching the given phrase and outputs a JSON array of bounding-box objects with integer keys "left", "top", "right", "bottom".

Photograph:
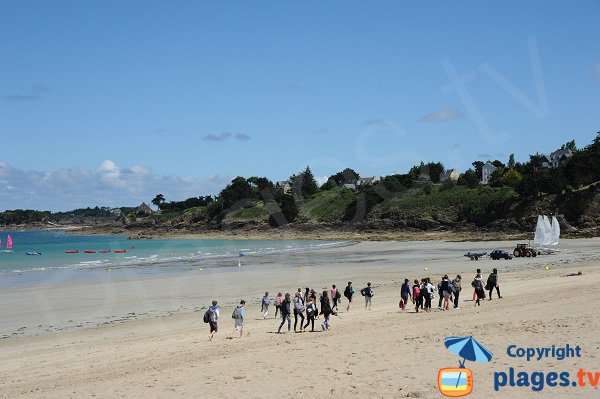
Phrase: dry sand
[{"left": 1, "top": 238, "right": 599, "bottom": 398}]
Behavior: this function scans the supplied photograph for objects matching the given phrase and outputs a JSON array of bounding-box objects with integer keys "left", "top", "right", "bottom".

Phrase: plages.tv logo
[{"left": 438, "top": 336, "right": 493, "bottom": 397}]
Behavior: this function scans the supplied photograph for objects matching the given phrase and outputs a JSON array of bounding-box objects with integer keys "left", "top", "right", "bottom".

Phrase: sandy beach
[{"left": 1, "top": 238, "right": 599, "bottom": 398}]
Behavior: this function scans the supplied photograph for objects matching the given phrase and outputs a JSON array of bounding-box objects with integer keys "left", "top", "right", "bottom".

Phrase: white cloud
[
  {"left": 0, "top": 160, "right": 231, "bottom": 212},
  {"left": 419, "top": 106, "right": 462, "bottom": 122}
]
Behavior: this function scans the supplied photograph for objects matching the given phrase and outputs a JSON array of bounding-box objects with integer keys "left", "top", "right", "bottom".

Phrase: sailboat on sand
[{"left": 533, "top": 215, "right": 560, "bottom": 254}]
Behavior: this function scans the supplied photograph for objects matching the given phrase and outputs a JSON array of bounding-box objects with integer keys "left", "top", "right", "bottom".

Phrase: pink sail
[{"left": 7, "top": 235, "right": 13, "bottom": 249}]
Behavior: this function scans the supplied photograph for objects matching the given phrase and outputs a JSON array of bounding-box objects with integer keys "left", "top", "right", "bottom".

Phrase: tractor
[{"left": 513, "top": 243, "right": 537, "bottom": 258}]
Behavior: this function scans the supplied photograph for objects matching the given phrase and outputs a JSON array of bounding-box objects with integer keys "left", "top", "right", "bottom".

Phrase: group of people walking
[
  {"left": 400, "top": 268, "right": 501, "bottom": 313},
  {"left": 203, "top": 268, "right": 501, "bottom": 340}
]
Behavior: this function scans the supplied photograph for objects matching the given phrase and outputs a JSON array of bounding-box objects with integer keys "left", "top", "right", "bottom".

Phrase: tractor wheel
[
  {"left": 525, "top": 250, "right": 532, "bottom": 257},
  {"left": 513, "top": 250, "right": 520, "bottom": 257},
  {"left": 532, "top": 251, "right": 537, "bottom": 257}
]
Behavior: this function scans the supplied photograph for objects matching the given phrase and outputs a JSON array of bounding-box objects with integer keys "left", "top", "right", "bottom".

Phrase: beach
[{"left": 1, "top": 238, "right": 599, "bottom": 398}]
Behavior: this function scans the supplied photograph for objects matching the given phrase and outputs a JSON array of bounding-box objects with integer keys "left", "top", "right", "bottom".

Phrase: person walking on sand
[
  {"left": 321, "top": 290, "right": 333, "bottom": 331},
  {"left": 207, "top": 300, "right": 220, "bottom": 341},
  {"left": 274, "top": 292, "right": 283, "bottom": 319},
  {"left": 303, "top": 294, "right": 318, "bottom": 332},
  {"left": 440, "top": 275, "right": 451, "bottom": 311},
  {"left": 278, "top": 293, "right": 292, "bottom": 333},
  {"left": 473, "top": 269, "right": 481, "bottom": 301},
  {"left": 413, "top": 279, "right": 422, "bottom": 313},
  {"left": 303, "top": 287, "right": 311, "bottom": 306},
  {"left": 400, "top": 279, "right": 412, "bottom": 311},
  {"left": 231, "top": 300, "right": 245, "bottom": 338},
  {"left": 293, "top": 292, "right": 306, "bottom": 332},
  {"left": 344, "top": 282, "right": 355, "bottom": 312},
  {"left": 486, "top": 268, "right": 502, "bottom": 300},
  {"left": 261, "top": 292, "right": 271, "bottom": 319},
  {"left": 362, "top": 282, "right": 374, "bottom": 310},
  {"left": 331, "top": 284, "right": 341, "bottom": 311},
  {"left": 472, "top": 273, "right": 485, "bottom": 306},
  {"left": 423, "top": 278, "right": 434, "bottom": 312},
  {"left": 452, "top": 275, "right": 462, "bottom": 309}
]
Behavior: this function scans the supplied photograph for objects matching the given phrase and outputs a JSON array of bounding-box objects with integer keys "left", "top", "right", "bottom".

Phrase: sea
[{"left": 0, "top": 230, "right": 348, "bottom": 286}]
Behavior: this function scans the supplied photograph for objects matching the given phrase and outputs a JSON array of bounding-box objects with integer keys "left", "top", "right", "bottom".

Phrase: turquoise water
[{"left": 0, "top": 230, "right": 347, "bottom": 283}]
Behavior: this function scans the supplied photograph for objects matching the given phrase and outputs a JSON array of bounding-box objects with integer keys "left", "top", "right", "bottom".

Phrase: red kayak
[
  {"left": 84, "top": 250, "right": 96, "bottom": 254},
  {"left": 65, "top": 250, "right": 79, "bottom": 254},
  {"left": 114, "top": 250, "right": 127, "bottom": 253}
]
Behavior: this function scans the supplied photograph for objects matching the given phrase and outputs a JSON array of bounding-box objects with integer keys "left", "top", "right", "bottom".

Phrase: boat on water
[
  {"left": 0, "top": 235, "right": 14, "bottom": 253},
  {"left": 84, "top": 250, "right": 97, "bottom": 254},
  {"left": 26, "top": 251, "right": 42, "bottom": 256},
  {"left": 114, "top": 249, "right": 127, "bottom": 253},
  {"left": 65, "top": 250, "right": 79, "bottom": 254},
  {"left": 98, "top": 249, "right": 111, "bottom": 253}
]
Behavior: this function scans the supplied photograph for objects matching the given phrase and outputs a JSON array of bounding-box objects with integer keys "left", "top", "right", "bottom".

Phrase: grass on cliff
[{"left": 297, "top": 188, "right": 356, "bottom": 223}]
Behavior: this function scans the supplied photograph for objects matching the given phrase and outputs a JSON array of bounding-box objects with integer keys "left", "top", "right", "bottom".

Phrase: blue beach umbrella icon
[
  {"left": 445, "top": 336, "right": 493, "bottom": 367},
  {"left": 444, "top": 336, "right": 493, "bottom": 390}
]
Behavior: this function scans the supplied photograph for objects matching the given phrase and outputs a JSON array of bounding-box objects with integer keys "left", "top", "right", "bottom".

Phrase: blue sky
[{"left": 1, "top": 1, "right": 599, "bottom": 211}]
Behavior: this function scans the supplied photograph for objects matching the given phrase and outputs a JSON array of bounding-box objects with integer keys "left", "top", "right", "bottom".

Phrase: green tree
[
  {"left": 562, "top": 140, "right": 577, "bottom": 151},
  {"left": 151, "top": 194, "right": 165, "bottom": 210},
  {"left": 320, "top": 177, "right": 338, "bottom": 191},
  {"left": 457, "top": 169, "right": 479, "bottom": 188},
  {"left": 426, "top": 162, "right": 444, "bottom": 183},
  {"left": 330, "top": 168, "right": 359, "bottom": 186},
  {"left": 500, "top": 168, "right": 523, "bottom": 188},
  {"left": 472, "top": 161, "right": 484, "bottom": 179},
  {"left": 269, "top": 194, "right": 299, "bottom": 226},
  {"left": 290, "top": 166, "right": 319, "bottom": 198},
  {"left": 220, "top": 177, "right": 255, "bottom": 208},
  {"left": 507, "top": 154, "right": 515, "bottom": 169}
]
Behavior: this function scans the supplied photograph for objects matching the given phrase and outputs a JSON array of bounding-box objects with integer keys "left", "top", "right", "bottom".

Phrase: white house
[
  {"left": 481, "top": 162, "right": 498, "bottom": 184},
  {"left": 542, "top": 148, "right": 573, "bottom": 168},
  {"left": 439, "top": 169, "right": 459, "bottom": 182},
  {"left": 356, "top": 176, "right": 378, "bottom": 186},
  {"left": 276, "top": 181, "right": 292, "bottom": 195}
]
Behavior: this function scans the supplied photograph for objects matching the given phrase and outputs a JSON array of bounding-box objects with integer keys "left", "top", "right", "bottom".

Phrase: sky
[{"left": 1, "top": 0, "right": 599, "bottom": 211}]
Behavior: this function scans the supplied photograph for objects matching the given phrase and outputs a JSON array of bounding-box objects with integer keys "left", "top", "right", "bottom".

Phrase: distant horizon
[{"left": 1, "top": 1, "right": 599, "bottom": 211}]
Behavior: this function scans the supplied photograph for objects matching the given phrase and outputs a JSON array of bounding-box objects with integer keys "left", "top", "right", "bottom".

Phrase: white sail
[
  {"left": 550, "top": 216, "right": 560, "bottom": 245},
  {"left": 533, "top": 215, "right": 545, "bottom": 248},
  {"left": 542, "top": 216, "right": 553, "bottom": 246}
]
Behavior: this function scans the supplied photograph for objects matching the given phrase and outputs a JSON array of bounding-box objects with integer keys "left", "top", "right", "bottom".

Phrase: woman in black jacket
[{"left": 277, "top": 293, "right": 292, "bottom": 333}]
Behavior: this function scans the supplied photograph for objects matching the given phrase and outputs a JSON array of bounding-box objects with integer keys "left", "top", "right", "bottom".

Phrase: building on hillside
[
  {"left": 276, "top": 181, "right": 292, "bottom": 195},
  {"left": 481, "top": 162, "right": 498, "bottom": 185},
  {"left": 342, "top": 183, "right": 356, "bottom": 190},
  {"left": 356, "top": 176, "right": 379, "bottom": 186},
  {"left": 137, "top": 202, "right": 153, "bottom": 216},
  {"left": 439, "top": 169, "right": 459, "bottom": 182},
  {"left": 110, "top": 208, "right": 123, "bottom": 216},
  {"left": 542, "top": 148, "right": 574, "bottom": 168}
]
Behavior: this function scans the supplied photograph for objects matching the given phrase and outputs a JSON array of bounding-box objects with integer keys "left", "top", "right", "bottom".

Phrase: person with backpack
[
  {"left": 277, "top": 293, "right": 292, "bottom": 333},
  {"left": 231, "top": 300, "right": 245, "bottom": 338},
  {"left": 400, "top": 278, "right": 412, "bottom": 311},
  {"left": 423, "top": 278, "right": 435, "bottom": 312},
  {"left": 360, "top": 282, "right": 374, "bottom": 310},
  {"left": 274, "top": 292, "right": 283, "bottom": 319},
  {"left": 321, "top": 290, "right": 334, "bottom": 331},
  {"left": 452, "top": 275, "right": 462, "bottom": 309},
  {"left": 303, "top": 294, "right": 318, "bottom": 332},
  {"left": 440, "top": 275, "right": 451, "bottom": 311},
  {"left": 472, "top": 273, "right": 485, "bottom": 306},
  {"left": 293, "top": 292, "right": 305, "bottom": 332},
  {"left": 486, "top": 268, "right": 502, "bottom": 300},
  {"left": 206, "top": 300, "right": 220, "bottom": 341},
  {"left": 331, "top": 284, "right": 341, "bottom": 311},
  {"left": 412, "top": 279, "right": 422, "bottom": 313},
  {"left": 344, "top": 282, "right": 355, "bottom": 312},
  {"left": 261, "top": 292, "right": 271, "bottom": 319}
]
